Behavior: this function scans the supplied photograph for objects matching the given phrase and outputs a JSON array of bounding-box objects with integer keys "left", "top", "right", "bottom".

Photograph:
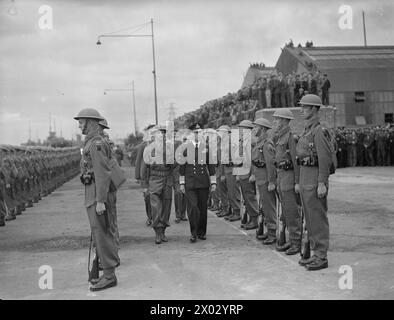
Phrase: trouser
[
  {"left": 225, "top": 170, "right": 241, "bottom": 215},
  {"left": 86, "top": 191, "right": 120, "bottom": 272},
  {"left": 322, "top": 91, "right": 329, "bottom": 105},
  {"left": 299, "top": 166, "right": 329, "bottom": 259},
  {"left": 257, "top": 182, "right": 276, "bottom": 236},
  {"left": 217, "top": 177, "right": 229, "bottom": 211},
  {"left": 239, "top": 177, "right": 259, "bottom": 218},
  {"left": 277, "top": 171, "right": 302, "bottom": 246},
  {"left": 280, "top": 91, "right": 287, "bottom": 108},
  {"left": 265, "top": 90, "right": 271, "bottom": 108},
  {"left": 185, "top": 187, "right": 209, "bottom": 237},
  {"left": 366, "top": 148, "right": 375, "bottom": 166},
  {"left": 347, "top": 145, "right": 357, "bottom": 167},
  {"left": 143, "top": 191, "right": 152, "bottom": 220},
  {"left": 174, "top": 183, "right": 187, "bottom": 219},
  {"left": 377, "top": 145, "right": 386, "bottom": 166},
  {"left": 149, "top": 175, "right": 173, "bottom": 229},
  {"left": 210, "top": 185, "right": 220, "bottom": 209}
]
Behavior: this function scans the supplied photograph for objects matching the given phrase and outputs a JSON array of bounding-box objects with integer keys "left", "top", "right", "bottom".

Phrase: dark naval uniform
[{"left": 179, "top": 139, "right": 216, "bottom": 241}]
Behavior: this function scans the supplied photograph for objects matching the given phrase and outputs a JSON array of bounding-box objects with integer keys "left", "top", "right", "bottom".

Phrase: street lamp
[
  {"left": 97, "top": 19, "right": 158, "bottom": 125},
  {"left": 104, "top": 81, "right": 138, "bottom": 135}
]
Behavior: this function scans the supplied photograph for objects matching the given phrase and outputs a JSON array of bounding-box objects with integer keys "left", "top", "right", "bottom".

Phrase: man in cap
[
  {"left": 251, "top": 117, "right": 277, "bottom": 244},
  {"left": 179, "top": 123, "right": 216, "bottom": 242},
  {"left": 74, "top": 108, "right": 120, "bottom": 290},
  {"left": 272, "top": 108, "right": 302, "bottom": 255},
  {"left": 234, "top": 120, "right": 259, "bottom": 227},
  {"left": 141, "top": 124, "right": 176, "bottom": 244},
  {"left": 135, "top": 124, "right": 155, "bottom": 226},
  {"left": 296, "top": 94, "right": 332, "bottom": 270}
]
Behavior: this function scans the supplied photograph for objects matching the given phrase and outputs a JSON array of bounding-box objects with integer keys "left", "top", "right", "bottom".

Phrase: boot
[
  {"left": 26, "top": 200, "right": 33, "bottom": 208},
  {"left": 255, "top": 219, "right": 264, "bottom": 238},
  {"left": 241, "top": 212, "right": 248, "bottom": 227},
  {"left": 5, "top": 208, "right": 16, "bottom": 221},
  {"left": 217, "top": 209, "right": 231, "bottom": 218},
  {"left": 154, "top": 228, "right": 161, "bottom": 244},
  {"left": 15, "top": 205, "right": 22, "bottom": 215},
  {"left": 228, "top": 213, "right": 241, "bottom": 222},
  {"left": 244, "top": 216, "right": 258, "bottom": 230},
  {"left": 305, "top": 256, "right": 328, "bottom": 271},
  {"left": 285, "top": 243, "right": 301, "bottom": 255},
  {"left": 262, "top": 230, "right": 276, "bottom": 244},
  {"left": 0, "top": 214, "right": 5, "bottom": 227},
  {"left": 276, "top": 241, "right": 291, "bottom": 252},
  {"left": 160, "top": 227, "right": 168, "bottom": 242}
]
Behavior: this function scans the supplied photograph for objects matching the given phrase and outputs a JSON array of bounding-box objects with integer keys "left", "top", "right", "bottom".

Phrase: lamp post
[
  {"left": 97, "top": 19, "right": 158, "bottom": 125},
  {"left": 104, "top": 81, "right": 138, "bottom": 135}
]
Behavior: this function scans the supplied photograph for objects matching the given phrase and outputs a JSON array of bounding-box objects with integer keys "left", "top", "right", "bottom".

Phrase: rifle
[
  {"left": 298, "top": 194, "right": 310, "bottom": 260},
  {"left": 88, "top": 233, "right": 99, "bottom": 282},
  {"left": 275, "top": 189, "right": 287, "bottom": 247}
]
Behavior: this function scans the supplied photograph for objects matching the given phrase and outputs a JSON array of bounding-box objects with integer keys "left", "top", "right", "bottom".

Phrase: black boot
[
  {"left": 240, "top": 212, "right": 248, "bottom": 227},
  {"left": 160, "top": 227, "right": 168, "bottom": 242},
  {"left": 244, "top": 216, "right": 258, "bottom": 230},
  {"left": 154, "top": 228, "right": 161, "bottom": 244}
]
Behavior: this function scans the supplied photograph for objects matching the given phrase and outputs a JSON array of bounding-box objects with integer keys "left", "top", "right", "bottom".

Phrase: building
[
  {"left": 275, "top": 45, "right": 394, "bottom": 126},
  {"left": 241, "top": 65, "right": 276, "bottom": 88}
]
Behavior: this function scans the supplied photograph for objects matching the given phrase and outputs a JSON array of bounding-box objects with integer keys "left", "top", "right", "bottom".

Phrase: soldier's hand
[
  {"left": 268, "top": 182, "right": 276, "bottom": 192},
  {"left": 317, "top": 182, "right": 327, "bottom": 198},
  {"left": 211, "top": 184, "right": 217, "bottom": 192},
  {"left": 235, "top": 175, "right": 240, "bottom": 182},
  {"left": 220, "top": 176, "right": 226, "bottom": 182},
  {"left": 96, "top": 202, "right": 106, "bottom": 215},
  {"left": 180, "top": 184, "right": 186, "bottom": 194},
  {"left": 294, "top": 183, "right": 300, "bottom": 194},
  {"left": 249, "top": 174, "right": 256, "bottom": 183}
]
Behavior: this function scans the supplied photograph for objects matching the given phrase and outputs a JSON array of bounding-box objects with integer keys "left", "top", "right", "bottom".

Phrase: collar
[
  {"left": 85, "top": 128, "right": 101, "bottom": 142},
  {"left": 305, "top": 116, "right": 320, "bottom": 130},
  {"left": 277, "top": 126, "right": 290, "bottom": 139}
]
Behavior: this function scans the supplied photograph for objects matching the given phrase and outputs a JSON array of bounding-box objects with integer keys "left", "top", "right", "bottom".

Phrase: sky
[{"left": 0, "top": 0, "right": 393, "bottom": 145}]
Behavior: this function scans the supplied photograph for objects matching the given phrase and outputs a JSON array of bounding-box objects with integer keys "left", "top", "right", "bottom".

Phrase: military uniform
[
  {"left": 179, "top": 133, "right": 216, "bottom": 242},
  {"left": 251, "top": 131, "right": 277, "bottom": 241},
  {"left": 135, "top": 141, "right": 152, "bottom": 225},
  {"left": 296, "top": 116, "right": 331, "bottom": 268},
  {"left": 141, "top": 130, "right": 175, "bottom": 244},
  {"left": 274, "top": 125, "right": 302, "bottom": 254}
]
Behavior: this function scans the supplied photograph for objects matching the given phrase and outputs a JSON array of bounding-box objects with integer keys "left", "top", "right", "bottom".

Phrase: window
[
  {"left": 385, "top": 113, "right": 393, "bottom": 124},
  {"left": 354, "top": 91, "right": 365, "bottom": 102}
]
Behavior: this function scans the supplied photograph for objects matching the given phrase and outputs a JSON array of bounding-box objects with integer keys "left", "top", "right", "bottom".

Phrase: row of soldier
[
  {"left": 335, "top": 126, "right": 394, "bottom": 168},
  {"left": 136, "top": 94, "right": 333, "bottom": 271},
  {"left": 0, "top": 145, "right": 81, "bottom": 226}
]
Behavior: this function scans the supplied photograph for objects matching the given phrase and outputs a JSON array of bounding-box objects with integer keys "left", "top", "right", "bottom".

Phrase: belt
[
  {"left": 150, "top": 170, "right": 171, "bottom": 177},
  {"left": 252, "top": 160, "right": 266, "bottom": 168}
]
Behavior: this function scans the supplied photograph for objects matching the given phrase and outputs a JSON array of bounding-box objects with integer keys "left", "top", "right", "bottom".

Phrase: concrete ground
[{"left": 0, "top": 165, "right": 393, "bottom": 300}]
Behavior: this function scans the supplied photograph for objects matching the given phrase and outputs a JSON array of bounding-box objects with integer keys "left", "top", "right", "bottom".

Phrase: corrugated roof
[{"left": 287, "top": 46, "right": 394, "bottom": 70}]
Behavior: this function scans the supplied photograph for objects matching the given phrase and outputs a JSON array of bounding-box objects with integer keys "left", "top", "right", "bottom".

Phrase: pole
[
  {"left": 151, "top": 18, "right": 158, "bottom": 125},
  {"left": 362, "top": 11, "right": 367, "bottom": 47},
  {"left": 132, "top": 80, "right": 137, "bottom": 135}
]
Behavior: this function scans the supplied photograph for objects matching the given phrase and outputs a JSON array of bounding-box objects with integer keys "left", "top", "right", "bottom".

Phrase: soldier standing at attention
[
  {"left": 235, "top": 120, "right": 259, "bottom": 227},
  {"left": 272, "top": 109, "right": 302, "bottom": 255},
  {"left": 251, "top": 118, "right": 277, "bottom": 244},
  {"left": 296, "top": 94, "right": 332, "bottom": 271},
  {"left": 179, "top": 123, "right": 216, "bottom": 242},
  {"left": 74, "top": 108, "right": 120, "bottom": 291},
  {"left": 141, "top": 125, "right": 175, "bottom": 244}
]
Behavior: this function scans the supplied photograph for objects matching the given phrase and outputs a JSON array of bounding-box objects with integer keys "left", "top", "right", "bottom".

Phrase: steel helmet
[
  {"left": 299, "top": 94, "right": 322, "bottom": 107},
  {"left": 217, "top": 125, "right": 231, "bottom": 132},
  {"left": 273, "top": 108, "right": 294, "bottom": 120},
  {"left": 74, "top": 108, "right": 104, "bottom": 120},
  {"left": 99, "top": 118, "right": 110, "bottom": 129},
  {"left": 238, "top": 120, "right": 254, "bottom": 129},
  {"left": 253, "top": 117, "right": 273, "bottom": 129}
]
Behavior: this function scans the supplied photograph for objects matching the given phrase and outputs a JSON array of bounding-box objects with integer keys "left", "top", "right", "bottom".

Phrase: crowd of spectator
[
  {"left": 176, "top": 66, "right": 331, "bottom": 130},
  {"left": 336, "top": 126, "right": 394, "bottom": 168}
]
